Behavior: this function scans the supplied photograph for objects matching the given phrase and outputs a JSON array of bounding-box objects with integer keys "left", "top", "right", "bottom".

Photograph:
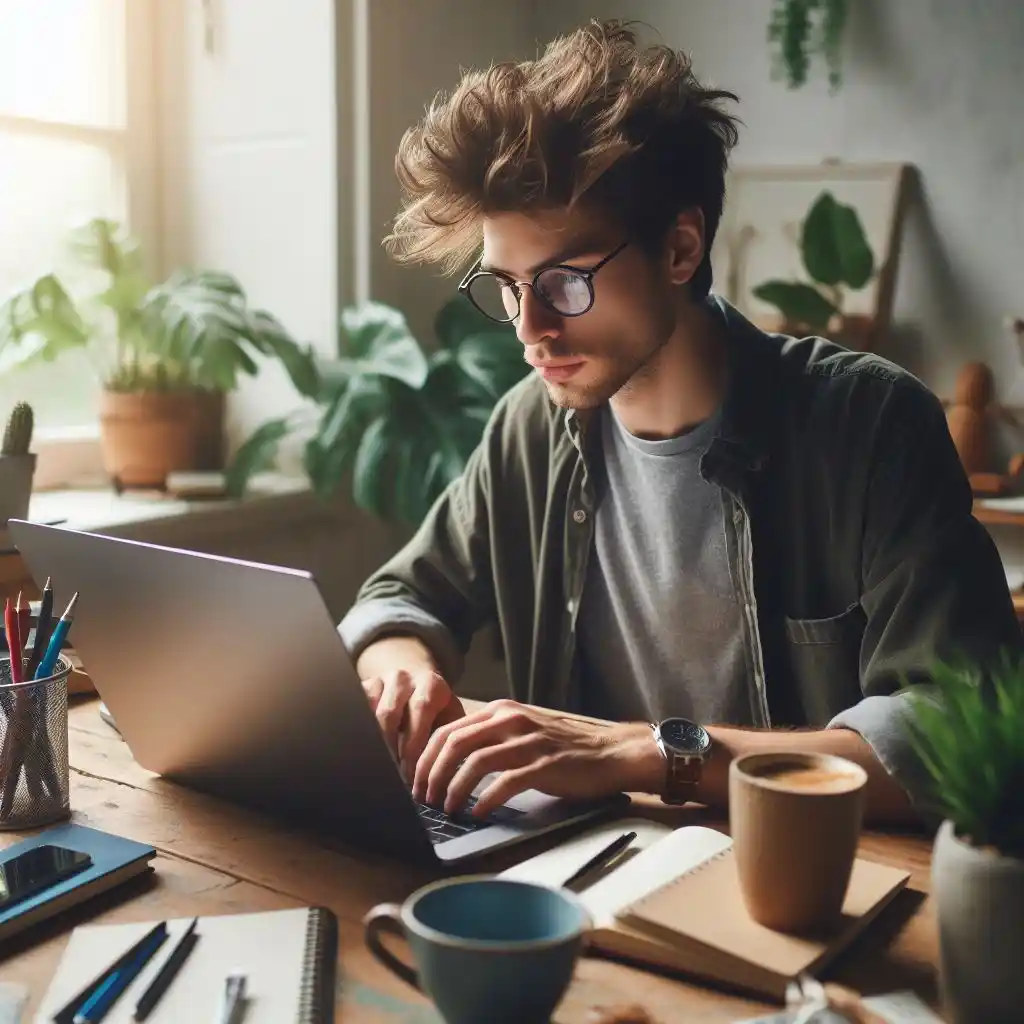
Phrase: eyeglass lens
[{"left": 468, "top": 267, "right": 593, "bottom": 322}]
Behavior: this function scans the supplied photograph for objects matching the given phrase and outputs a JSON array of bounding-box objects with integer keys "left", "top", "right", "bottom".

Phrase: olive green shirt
[{"left": 339, "top": 296, "right": 1021, "bottom": 813}]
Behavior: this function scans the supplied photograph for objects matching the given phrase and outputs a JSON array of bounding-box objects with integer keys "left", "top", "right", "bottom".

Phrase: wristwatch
[{"left": 650, "top": 718, "right": 712, "bottom": 805}]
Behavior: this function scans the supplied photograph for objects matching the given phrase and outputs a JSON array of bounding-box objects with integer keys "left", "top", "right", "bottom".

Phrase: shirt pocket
[{"left": 783, "top": 601, "right": 866, "bottom": 725}]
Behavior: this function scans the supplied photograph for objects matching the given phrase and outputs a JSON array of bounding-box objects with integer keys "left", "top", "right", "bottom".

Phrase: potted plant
[
  {"left": 227, "top": 295, "right": 528, "bottom": 525},
  {"left": 0, "top": 218, "right": 319, "bottom": 491},
  {"left": 0, "top": 402, "right": 35, "bottom": 525},
  {"left": 767, "top": 0, "right": 848, "bottom": 92},
  {"left": 751, "top": 189, "right": 876, "bottom": 348},
  {"left": 906, "top": 655, "right": 1024, "bottom": 1024}
]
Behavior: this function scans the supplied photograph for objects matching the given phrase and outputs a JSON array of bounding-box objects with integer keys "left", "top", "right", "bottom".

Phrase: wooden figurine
[{"left": 944, "top": 359, "right": 1024, "bottom": 496}]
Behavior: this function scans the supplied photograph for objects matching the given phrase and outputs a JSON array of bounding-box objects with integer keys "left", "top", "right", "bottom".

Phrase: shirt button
[{"left": 573, "top": 509, "right": 587, "bottom": 524}]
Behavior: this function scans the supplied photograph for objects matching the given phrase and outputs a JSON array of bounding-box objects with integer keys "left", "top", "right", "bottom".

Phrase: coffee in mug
[{"left": 729, "top": 752, "right": 867, "bottom": 934}]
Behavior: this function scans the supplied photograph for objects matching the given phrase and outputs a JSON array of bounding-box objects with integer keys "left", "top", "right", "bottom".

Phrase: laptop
[{"left": 9, "top": 520, "right": 626, "bottom": 865}]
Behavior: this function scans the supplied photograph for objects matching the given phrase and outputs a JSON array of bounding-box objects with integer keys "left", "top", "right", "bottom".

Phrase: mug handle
[{"left": 363, "top": 903, "right": 420, "bottom": 991}]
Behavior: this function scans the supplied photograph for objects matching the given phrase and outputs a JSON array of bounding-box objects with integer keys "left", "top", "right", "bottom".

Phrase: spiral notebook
[
  {"left": 501, "top": 820, "right": 909, "bottom": 1000},
  {"left": 35, "top": 906, "right": 337, "bottom": 1023}
]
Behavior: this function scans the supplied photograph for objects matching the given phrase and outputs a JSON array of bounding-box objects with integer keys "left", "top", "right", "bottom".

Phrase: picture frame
[{"left": 710, "top": 161, "right": 913, "bottom": 350}]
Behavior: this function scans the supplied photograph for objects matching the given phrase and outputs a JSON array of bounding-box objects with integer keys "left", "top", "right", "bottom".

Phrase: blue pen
[
  {"left": 34, "top": 591, "right": 78, "bottom": 680},
  {"left": 73, "top": 922, "right": 168, "bottom": 1023}
]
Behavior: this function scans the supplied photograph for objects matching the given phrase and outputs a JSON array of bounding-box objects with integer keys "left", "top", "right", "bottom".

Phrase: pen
[
  {"left": 4, "top": 597, "right": 23, "bottom": 685},
  {"left": 133, "top": 917, "right": 200, "bottom": 1021},
  {"left": 34, "top": 591, "right": 77, "bottom": 681},
  {"left": 54, "top": 922, "right": 169, "bottom": 1024},
  {"left": 562, "top": 830, "right": 637, "bottom": 889},
  {"left": 14, "top": 592, "right": 30, "bottom": 662},
  {"left": 217, "top": 971, "right": 248, "bottom": 1024},
  {"left": 26, "top": 576, "right": 53, "bottom": 679},
  {"left": 73, "top": 922, "right": 169, "bottom": 1023}
]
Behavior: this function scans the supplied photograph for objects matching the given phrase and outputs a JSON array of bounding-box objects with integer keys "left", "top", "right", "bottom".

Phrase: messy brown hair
[{"left": 386, "top": 19, "right": 740, "bottom": 300}]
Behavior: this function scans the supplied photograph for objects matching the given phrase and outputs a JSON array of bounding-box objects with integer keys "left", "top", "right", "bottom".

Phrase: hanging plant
[{"left": 767, "top": 0, "right": 848, "bottom": 92}]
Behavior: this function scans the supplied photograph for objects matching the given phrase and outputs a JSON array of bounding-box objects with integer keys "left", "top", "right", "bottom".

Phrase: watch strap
[{"left": 651, "top": 721, "right": 705, "bottom": 805}]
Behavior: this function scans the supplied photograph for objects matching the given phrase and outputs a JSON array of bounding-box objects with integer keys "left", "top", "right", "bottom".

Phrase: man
[{"left": 339, "top": 20, "right": 1019, "bottom": 826}]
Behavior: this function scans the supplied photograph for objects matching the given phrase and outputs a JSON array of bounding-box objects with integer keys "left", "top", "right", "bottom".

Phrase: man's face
[{"left": 479, "top": 208, "right": 683, "bottom": 410}]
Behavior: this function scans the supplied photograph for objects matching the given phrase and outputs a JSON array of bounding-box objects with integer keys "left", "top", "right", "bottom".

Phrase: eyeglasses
[{"left": 458, "top": 240, "right": 629, "bottom": 323}]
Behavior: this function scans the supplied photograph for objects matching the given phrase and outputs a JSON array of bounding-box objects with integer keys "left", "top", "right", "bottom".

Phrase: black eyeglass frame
[{"left": 458, "top": 239, "right": 629, "bottom": 323}]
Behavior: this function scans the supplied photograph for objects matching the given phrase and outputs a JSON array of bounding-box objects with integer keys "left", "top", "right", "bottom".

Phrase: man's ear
[{"left": 665, "top": 208, "right": 705, "bottom": 286}]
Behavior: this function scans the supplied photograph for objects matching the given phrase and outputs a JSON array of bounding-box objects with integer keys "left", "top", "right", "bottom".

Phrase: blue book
[{"left": 0, "top": 823, "right": 155, "bottom": 943}]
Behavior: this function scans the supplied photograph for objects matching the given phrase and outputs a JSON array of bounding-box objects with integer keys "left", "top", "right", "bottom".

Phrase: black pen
[
  {"left": 26, "top": 576, "right": 53, "bottom": 678},
  {"left": 133, "top": 917, "right": 200, "bottom": 1021},
  {"left": 562, "top": 830, "right": 637, "bottom": 889}
]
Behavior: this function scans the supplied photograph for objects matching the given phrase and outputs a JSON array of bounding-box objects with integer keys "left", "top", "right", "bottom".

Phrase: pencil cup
[{"left": 0, "top": 654, "right": 72, "bottom": 830}]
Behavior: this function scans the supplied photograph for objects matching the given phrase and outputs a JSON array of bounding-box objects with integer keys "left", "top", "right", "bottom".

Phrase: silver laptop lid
[{"left": 9, "top": 520, "right": 437, "bottom": 861}]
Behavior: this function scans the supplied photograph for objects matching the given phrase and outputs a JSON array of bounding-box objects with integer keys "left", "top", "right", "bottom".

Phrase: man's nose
[{"left": 516, "top": 288, "right": 562, "bottom": 349}]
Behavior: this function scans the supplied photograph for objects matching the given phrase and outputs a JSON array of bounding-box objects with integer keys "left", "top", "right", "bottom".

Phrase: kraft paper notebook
[
  {"left": 35, "top": 906, "right": 338, "bottom": 1024},
  {"left": 500, "top": 818, "right": 910, "bottom": 1000}
]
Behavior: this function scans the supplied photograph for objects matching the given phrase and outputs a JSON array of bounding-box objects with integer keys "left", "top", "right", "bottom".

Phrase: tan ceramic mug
[{"left": 729, "top": 751, "right": 868, "bottom": 934}]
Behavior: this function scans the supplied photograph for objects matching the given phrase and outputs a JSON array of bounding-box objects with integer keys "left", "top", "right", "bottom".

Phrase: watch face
[{"left": 660, "top": 718, "right": 711, "bottom": 755}]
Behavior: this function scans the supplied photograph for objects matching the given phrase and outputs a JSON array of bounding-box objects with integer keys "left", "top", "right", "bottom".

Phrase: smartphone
[{"left": 0, "top": 845, "right": 92, "bottom": 911}]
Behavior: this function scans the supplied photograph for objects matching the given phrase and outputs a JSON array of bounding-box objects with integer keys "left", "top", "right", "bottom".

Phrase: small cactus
[{"left": 2, "top": 402, "right": 34, "bottom": 456}]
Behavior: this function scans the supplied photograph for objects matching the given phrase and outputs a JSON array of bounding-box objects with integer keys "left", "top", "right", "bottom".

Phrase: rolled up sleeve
[{"left": 338, "top": 598, "right": 466, "bottom": 683}]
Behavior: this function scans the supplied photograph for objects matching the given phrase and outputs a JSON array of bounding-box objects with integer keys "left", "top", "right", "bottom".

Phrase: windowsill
[{"left": 5, "top": 473, "right": 312, "bottom": 548}]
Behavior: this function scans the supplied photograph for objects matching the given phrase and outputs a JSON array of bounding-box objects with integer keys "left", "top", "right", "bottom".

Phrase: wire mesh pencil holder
[{"left": 0, "top": 654, "right": 72, "bottom": 830}]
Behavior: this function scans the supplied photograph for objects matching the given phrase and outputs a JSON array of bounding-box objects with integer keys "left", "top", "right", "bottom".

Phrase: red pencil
[
  {"left": 15, "top": 593, "right": 30, "bottom": 664},
  {"left": 4, "top": 598, "right": 22, "bottom": 685}
]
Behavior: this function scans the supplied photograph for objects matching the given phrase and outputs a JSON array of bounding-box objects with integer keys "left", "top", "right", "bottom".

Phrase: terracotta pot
[
  {"left": 932, "top": 819, "right": 1024, "bottom": 1023},
  {"left": 99, "top": 389, "right": 224, "bottom": 491}
]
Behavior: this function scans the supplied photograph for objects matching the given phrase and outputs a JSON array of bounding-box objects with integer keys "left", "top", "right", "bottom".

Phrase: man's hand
[
  {"left": 362, "top": 668, "right": 466, "bottom": 781},
  {"left": 357, "top": 636, "right": 466, "bottom": 780},
  {"left": 412, "top": 699, "right": 662, "bottom": 817}
]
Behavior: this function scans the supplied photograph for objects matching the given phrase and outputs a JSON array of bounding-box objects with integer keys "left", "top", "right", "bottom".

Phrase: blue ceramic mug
[{"left": 363, "top": 875, "right": 593, "bottom": 1024}]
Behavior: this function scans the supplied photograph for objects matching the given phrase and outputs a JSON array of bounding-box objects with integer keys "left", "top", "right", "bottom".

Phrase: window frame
[{"left": 0, "top": 2, "right": 162, "bottom": 476}]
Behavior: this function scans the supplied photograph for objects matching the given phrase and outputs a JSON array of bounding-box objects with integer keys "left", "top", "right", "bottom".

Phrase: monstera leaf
[{"left": 228, "top": 295, "right": 529, "bottom": 526}]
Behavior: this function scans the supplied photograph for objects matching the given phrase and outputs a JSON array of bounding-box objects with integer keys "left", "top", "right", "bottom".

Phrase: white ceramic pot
[
  {"left": 932, "top": 818, "right": 1024, "bottom": 1023},
  {"left": 0, "top": 453, "right": 36, "bottom": 524}
]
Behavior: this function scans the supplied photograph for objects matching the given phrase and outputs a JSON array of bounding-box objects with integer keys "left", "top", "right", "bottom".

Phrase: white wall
[
  {"left": 161, "top": 0, "right": 339, "bottom": 448},
  {"left": 536, "top": 0, "right": 1024, "bottom": 408}
]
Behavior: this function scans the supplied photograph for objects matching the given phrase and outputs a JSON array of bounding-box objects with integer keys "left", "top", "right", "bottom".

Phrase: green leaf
[
  {"left": 351, "top": 417, "right": 392, "bottom": 517},
  {"left": 250, "top": 310, "right": 320, "bottom": 398},
  {"left": 434, "top": 295, "right": 508, "bottom": 349},
  {"left": 454, "top": 332, "right": 530, "bottom": 400},
  {"left": 225, "top": 417, "right": 292, "bottom": 497},
  {"left": 751, "top": 280, "right": 838, "bottom": 331},
  {"left": 801, "top": 190, "right": 874, "bottom": 288}
]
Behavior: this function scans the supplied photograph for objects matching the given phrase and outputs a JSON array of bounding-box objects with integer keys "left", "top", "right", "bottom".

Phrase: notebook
[
  {"left": 0, "top": 824, "right": 155, "bottom": 943},
  {"left": 500, "top": 818, "right": 910, "bottom": 1000},
  {"left": 35, "top": 906, "right": 338, "bottom": 1024}
]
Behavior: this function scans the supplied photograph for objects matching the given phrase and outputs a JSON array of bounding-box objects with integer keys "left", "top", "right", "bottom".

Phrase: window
[{"left": 0, "top": 2, "right": 157, "bottom": 431}]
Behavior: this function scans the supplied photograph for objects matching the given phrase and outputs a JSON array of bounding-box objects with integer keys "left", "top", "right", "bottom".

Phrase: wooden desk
[{"left": 0, "top": 699, "right": 939, "bottom": 1022}]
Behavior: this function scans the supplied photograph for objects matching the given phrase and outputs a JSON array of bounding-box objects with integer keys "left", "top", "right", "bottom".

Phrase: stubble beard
[{"left": 542, "top": 334, "right": 669, "bottom": 410}]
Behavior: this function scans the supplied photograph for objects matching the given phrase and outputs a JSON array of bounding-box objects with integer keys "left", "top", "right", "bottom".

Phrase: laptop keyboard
[{"left": 415, "top": 797, "right": 525, "bottom": 845}]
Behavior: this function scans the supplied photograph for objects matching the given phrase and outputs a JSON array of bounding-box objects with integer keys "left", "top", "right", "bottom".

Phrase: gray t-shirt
[{"left": 576, "top": 405, "right": 755, "bottom": 725}]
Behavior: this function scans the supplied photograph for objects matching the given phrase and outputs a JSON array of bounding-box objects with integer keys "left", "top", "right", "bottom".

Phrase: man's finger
[
  {"left": 419, "top": 715, "right": 516, "bottom": 806},
  {"left": 443, "top": 733, "right": 545, "bottom": 814},
  {"left": 412, "top": 704, "right": 502, "bottom": 795},
  {"left": 402, "top": 672, "right": 454, "bottom": 780},
  {"left": 472, "top": 764, "right": 539, "bottom": 818},
  {"left": 376, "top": 672, "right": 414, "bottom": 758},
  {"left": 361, "top": 677, "right": 384, "bottom": 712}
]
